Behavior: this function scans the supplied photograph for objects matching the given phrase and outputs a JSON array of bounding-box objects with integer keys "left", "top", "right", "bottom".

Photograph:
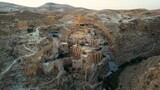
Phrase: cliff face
[
  {"left": 111, "top": 15, "right": 160, "bottom": 64},
  {"left": 79, "top": 9, "right": 160, "bottom": 65},
  {"left": 0, "top": 2, "right": 160, "bottom": 90},
  {"left": 117, "top": 55, "right": 160, "bottom": 90},
  {"left": 75, "top": 9, "right": 160, "bottom": 90}
]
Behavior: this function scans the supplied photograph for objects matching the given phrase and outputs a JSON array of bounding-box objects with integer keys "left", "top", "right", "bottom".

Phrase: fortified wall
[
  {"left": 24, "top": 41, "right": 56, "bottom": 76},
  {"left": 77, "top": 15, "right": 114, "bottom": 44}
]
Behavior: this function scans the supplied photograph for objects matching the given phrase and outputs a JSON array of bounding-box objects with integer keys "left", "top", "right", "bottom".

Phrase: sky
[{"left": 0, "top": 0, "right": 160, "bottom": 10}]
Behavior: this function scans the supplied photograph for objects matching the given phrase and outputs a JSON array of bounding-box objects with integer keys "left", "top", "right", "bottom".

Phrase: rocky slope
[
  {"left": 38, "top": 2, "right": 74, "bottom": 12},
  {"left": 82, "top": 9, "right": 160, "bottom": 65},
  {"left": 112, "top": 15, "right": 160, "bottom": 64},
  {"left": 0, "top": 2, "right": 160, "bottom": 90},
  {"left": 0, "top": 2, "right": 37, "bottom": 12},
  {"left": 117, "top": 55, "right": 160, "bottom": 90},
  {"left": 0, "top": 2, "right": 91, "bottom": 13}
]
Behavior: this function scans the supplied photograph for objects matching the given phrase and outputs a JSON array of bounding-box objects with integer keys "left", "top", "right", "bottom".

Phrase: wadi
[{"left": 0, "top": 2, "right": 160, "bottom": 90}]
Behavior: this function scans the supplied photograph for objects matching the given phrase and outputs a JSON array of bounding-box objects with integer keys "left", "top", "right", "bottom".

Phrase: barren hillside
[{"left": 0, "top": 2, "right": 160, "bottom": 90}]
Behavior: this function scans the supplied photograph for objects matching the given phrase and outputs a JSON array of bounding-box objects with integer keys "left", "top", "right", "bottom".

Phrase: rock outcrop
[
  {"left": 112, "top": 15, "right": 160, "bottom": 64},
  {"left": 117, "top": 55, "right": 160, "bottom": 90}
]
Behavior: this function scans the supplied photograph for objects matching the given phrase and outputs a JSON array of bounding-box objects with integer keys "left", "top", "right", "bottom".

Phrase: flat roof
[{"left": 61, "top": 42, "right": 68, "bottom": 44}]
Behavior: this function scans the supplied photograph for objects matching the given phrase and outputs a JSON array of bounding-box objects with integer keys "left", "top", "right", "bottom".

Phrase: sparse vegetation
[{"left": 0, "top": 2, "right": 160, "bottom": 90}]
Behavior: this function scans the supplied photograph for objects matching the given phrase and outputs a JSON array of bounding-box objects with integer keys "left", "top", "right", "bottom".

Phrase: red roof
[{"left": 72, "top": 56, "right": 81, "bottom": 60}]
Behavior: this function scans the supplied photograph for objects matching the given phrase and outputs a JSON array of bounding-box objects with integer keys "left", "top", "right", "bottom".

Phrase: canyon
[{"left": 0, "top": 2, "right": 160, "bottom": 90}]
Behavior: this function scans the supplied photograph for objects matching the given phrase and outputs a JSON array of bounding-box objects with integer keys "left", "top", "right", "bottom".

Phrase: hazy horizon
[{"left": 0, "top": 0, "right": 160, "bottom": 10}]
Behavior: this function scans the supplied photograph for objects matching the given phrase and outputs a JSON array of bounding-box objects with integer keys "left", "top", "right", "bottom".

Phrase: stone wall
[{"left": 77, "top": 15, "right": 113, "bottom": 44}]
